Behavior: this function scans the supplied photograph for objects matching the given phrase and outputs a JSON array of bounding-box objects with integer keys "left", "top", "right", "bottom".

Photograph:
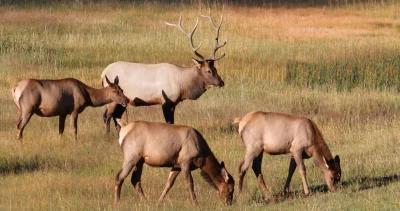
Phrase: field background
[{"left": 0, "top": 1, "right": 399, "bottom": 210}]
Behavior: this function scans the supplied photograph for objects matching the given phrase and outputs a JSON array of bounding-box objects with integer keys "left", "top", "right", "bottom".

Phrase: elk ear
[
  {"left": 114, "top": 76, "right": 119, "bottom": 85},
  {"left": 105, "top": 76, "right": 112, "bottom": 86},
  {"left": 192, "top": 58, "right": 203, "bottom": 69},
  {"left": 323, "top": 157, "right": 330, "bottom": 169},
  {"left": 335, "top": 155, "right": 340, "bottom": 164},
  {"left": 220, "top": 161, "right": 230, "bottom": 182}
]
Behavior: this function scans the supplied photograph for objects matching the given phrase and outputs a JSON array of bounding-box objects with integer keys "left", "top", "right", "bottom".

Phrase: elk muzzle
[
  {"left": 218, "top": 79, "right": 225, "bottom": 87},
  {"left": 120, "top": 97, "right": 130, "bottom": 107}
]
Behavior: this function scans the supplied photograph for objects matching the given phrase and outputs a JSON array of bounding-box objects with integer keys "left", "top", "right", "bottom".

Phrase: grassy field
[{"left": 0, "top": 1, "right": 400, "bottom": 210}]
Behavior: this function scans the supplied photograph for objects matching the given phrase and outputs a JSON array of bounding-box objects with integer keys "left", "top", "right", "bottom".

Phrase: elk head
[
  {"left": 219, "top": 161, "right": 235, "bottom": 205},
  {"left": 324, "top": 155, "right": 341, "bottom": 191},
  {"left": 165, "top": 12, "right": 226, "bottom": 88},
  {"left": 105, "top": 76, "right": 130, "bottom": 107}
]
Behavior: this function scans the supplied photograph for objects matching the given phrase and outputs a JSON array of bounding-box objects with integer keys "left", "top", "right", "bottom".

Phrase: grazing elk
[
  {"left": 12, "top": 76, "right": 129, "bottom": 140},
  {"left": 114, "top": 120, "right": 235, "bottom": 205},
  {"left": 233, "top": 111, "right": 341, "bottom": 201},
  {"left": 101, "top": 13, "right": 226, "bottom": 132}
]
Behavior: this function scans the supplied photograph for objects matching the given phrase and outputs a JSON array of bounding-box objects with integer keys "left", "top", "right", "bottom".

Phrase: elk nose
[
  {"left": 125, "top": 98, "right": 130, "bottom": 106},
  {"left": 219, "top": 80, "right": 225, "bottom": 87}
]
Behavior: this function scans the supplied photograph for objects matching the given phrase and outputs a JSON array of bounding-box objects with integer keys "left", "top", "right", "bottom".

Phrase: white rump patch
[
  {"left": 118, "top": 123, "right": 134, "bottom": 146},
  {"left": 12, "top": 80, "right": 29, "bottom": 109}
]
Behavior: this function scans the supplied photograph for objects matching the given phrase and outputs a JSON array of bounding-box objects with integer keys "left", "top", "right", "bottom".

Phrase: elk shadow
[
  {"left": 270, "top": 173, "right": 400, "bottom": 203},
  {"left": 339, "top": 173, "right": 400, "bottom": 191},
  {"left": 0, "top": 155, "right": 63, "bottom": 175},
  {"left": 0, "top": 157, "right": 41, "bottom": 175}
]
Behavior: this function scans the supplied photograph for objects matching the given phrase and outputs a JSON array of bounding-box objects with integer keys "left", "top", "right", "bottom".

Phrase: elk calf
[
  {"left": 234, "top": 111, "right": 341, "bottom": 201},
  {"left": 12, "top": 76, "right": 129, "bottom": 140}
]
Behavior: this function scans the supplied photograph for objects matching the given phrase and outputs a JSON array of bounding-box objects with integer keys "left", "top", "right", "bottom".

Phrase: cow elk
[
  {"left": 114, "top": 120, "right": 234, "bottom": 205},
  {"left": 12, "top": 77, "right": 129, "bottom": 140},
  {"left": 233, "top": 111, "right": 341, "bottom": 201},
  {"left": 101, "top": 12, "right": 226, "bottom": 132}
]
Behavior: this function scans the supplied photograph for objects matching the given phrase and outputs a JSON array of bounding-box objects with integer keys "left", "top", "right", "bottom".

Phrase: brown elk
[
  {"left": 101, "top": 13, "right": 226, "bottom": 132},
  {"left": 233, "top": 111, "right": 341, "bottom": 201},
  {"left": 11, "top": 76, "right": 129, "bottom": 140},
  {"left": 114, "top": 120, "right": 235, "bottom": 205}
]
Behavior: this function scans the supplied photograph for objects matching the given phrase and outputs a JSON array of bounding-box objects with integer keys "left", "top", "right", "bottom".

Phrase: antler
[
  {"left": 201, "top": 9, "right": 227, "bottom": 61},
  {"left": 165, "top": 15, "right": 205, "bottom": 61}
]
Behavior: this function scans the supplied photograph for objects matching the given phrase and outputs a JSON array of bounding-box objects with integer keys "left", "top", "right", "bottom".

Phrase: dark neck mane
[
  {"left": 84, "top": 85, "right": 112, "bottom": 107},
  {"left": 315, "top": 134, "right": 334, "bottom": 162},
  {"left": 312, "top": 124, "right": 334, "bottom": 170},
  {"left": 179, "top": 67, "right": 206, "bottom": 100},
  {"left": 200, "top": 152, "right": 224, "bottom": 190}
]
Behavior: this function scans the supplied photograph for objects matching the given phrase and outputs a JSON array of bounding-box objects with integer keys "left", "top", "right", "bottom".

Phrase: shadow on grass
[
  {"left": 340, "top": 173, "right": 400, "bottom": 191},
  {"left": 0, "top": 155, "right": 63, "bottom": 175},
  {"left": 267, "top": 173, "right": 400, "bottom": 204}
]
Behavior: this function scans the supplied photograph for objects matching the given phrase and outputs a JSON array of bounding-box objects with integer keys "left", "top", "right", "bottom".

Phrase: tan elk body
[
  {"left": 114, "top": 120, "right": 234, "bottom": 205},
  {"left": 102, "top": 13, "right": 226, "bottom": 131},
  {"left": 234, "top": 111, "right": 341, "bottom": 200},
  {"left": 12, "top": 77, "right": 129, "bottom": 140}
]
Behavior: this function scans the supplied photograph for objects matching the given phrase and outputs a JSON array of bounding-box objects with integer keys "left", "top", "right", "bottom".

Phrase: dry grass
[{"left": 0, "top": 2, "right": 399, "bottom": 210}]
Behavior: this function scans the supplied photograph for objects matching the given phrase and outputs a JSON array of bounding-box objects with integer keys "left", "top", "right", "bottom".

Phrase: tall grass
[
  {"left": 286, "top": 50, "right": 400, "bottom": 91},
  {"left": 0, "top": 2, "right": 399, "bottom": 210}
]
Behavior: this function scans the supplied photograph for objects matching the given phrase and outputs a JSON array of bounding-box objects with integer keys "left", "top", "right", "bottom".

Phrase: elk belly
[
  {"left": 143, "top": 154, "right": 177, "bottom": 167},
  {"left": 262, "top": 137, "right": 293, "bottom": 155}
]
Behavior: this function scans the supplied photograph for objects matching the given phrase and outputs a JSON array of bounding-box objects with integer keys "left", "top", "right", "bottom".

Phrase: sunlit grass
[{"left": 0, "top": 1, "right": 399, "bottom": 210}]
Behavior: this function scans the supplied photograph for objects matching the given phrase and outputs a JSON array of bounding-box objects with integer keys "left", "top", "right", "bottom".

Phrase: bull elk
[
  {"left": 11, "top": 77, "right": 129, "bottom": 140},
  {"left": 114, "top": 120, "right": 234, "bottom": 205},
  {"left": 233, "top": 111, "right": 341, "bottom": 201},
  {"left": 101, "top": 12, "right": 226, "bottom": 132}
]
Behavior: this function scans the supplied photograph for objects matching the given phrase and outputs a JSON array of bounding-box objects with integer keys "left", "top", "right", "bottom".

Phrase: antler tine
[
  {"left": 201, "top": 10, "right": 227, "bottom": 60},
  {"left": 188, "top": 18, "right": 205, "bottom": 60},
  {"left": 165, "top": 15, "right": 205, "bottom": 60},
  {"left": 200, "top": 8, "right": 217, "bottom": 27},
  {"left": 213, "top": 52, "right": 225, "bottom": 61}
]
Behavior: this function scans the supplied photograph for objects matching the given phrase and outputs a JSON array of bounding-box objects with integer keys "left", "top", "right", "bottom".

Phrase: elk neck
[
  {"left": 85, "top": 85, "right": 113, "bottom": 107},
  {"left": 311, "top": 126, "right": 334, "bottom": 171},
  {"left": 200, "top": 152, "right": 226, "bottom": 190},
  {"left": 178, "top": 66, "right": 206, "bottom": 100}
]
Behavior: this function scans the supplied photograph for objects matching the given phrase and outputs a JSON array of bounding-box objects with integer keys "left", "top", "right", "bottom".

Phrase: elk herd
[{"left": 10, "top": 12, "right": 341, "bottom": 206}]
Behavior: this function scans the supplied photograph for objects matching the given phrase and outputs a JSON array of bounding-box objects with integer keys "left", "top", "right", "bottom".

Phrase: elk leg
[
  {"left": 293, "top": 151, "right": 310, "bottom": 196},
  {"left": 131, "top": 160, "right": 146, "bottom": 200},
  {"left": 17, "top": 108, "right": 33, "bottom": 140},
  {"left": 71, "top": 112, "right": 78, "bottom": 140},
  {"left": 112, "top": 104, "right": 126, "bottom": 132},
  {"left": 158, "top": 167, "right": 180, "bottom": 202},
  {"left": 238, "top": 148, "right": 262, "bottom": 195},
  {"left": 283, "top": 157, "right": 297, "bottom": 194},
  {"left": 59, "top": 115, "right": 67, "bottom": 135},
  {"left": 252, "top": 153, "right": 272, "bottom": 200},
  {"left": 103, "top": 108, "right": 111, "bottom": 133},
  {"left": 114, "top": 158, "right": 139, "bottom": 205},
  {"left": 182, "top": 163, "right": 197, "bottom": 205},
  {"left": 103, "top": 103, "right": 117, "bottom": 133},
  {"left": 162, "top": 103, "right": 175, "bottom": 124},
  {"left": 16, "top": 111, "right": 22, "bottom": 130}
]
